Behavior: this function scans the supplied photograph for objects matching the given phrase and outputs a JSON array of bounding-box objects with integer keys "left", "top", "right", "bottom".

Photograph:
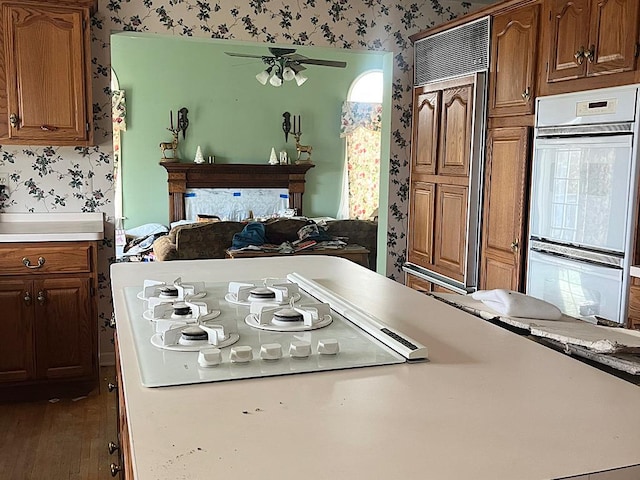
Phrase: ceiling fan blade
[
  {"left": 224, "top": 52, "right": 266, "bottom": 59},
  {"left": 269, "top": 47, "right": 297, "bottom": 57},
  {"left": 296, "top": 58, "right": 347, "bottom": 68}
]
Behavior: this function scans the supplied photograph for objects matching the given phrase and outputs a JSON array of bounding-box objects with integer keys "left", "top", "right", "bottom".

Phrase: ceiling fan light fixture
[
  {"left": 282, "top": 66, "right": 296, "bottom": 82},
  {"left": 256, "top": 66, "right": 273, "bottom": 85},
  {"left": 294, "top": 72, "right": 308, "bottom": 86},
  {"left": 269, "top": 73, "right": 283, "bottom": 87}
]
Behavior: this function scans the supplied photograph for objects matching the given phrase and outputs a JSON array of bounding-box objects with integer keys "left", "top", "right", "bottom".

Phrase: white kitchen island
[{"left": 111, "top": 256, "right": 640, "bottom": 480}]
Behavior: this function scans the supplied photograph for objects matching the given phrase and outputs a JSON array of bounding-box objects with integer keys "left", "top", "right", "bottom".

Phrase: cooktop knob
[
  {"left": 289, "top": 340, "right": 311, "bottom": 358},
  {"left": 318, "top": 338, "right": 339, "bottom": 355},
  {"left": 260, "top": 343, "right": 282, "bottom": 360},
  {"left": 230, "top": 345, "right": 253, "bottom": 363},
  {"left": 198, "top": 347, "right": 222, "bottom": 367}
]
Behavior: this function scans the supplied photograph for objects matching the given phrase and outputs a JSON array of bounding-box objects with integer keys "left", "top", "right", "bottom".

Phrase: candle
[
  {"left": 170, "top": 110, "right": 174, "bottom": 130},
  {"left": 298, "top": 115, "right": 301, "bottom": 133},
  {"left": 293, "top": 115, "right": 297, "bottom": 134}
]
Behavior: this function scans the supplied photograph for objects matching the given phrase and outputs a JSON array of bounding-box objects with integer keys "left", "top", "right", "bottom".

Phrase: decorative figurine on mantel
[
  {"left": 291, "top": 114, "right": 312, "bottom": 164},
  {"left": 194, "top": 145, "right": 205, "bottom": 164},
  {"left": 160, "top": 110, "right": 180, "bottom": 162},
  {"left": 160, "top": 107, "right": 190, "bottom": 162}
]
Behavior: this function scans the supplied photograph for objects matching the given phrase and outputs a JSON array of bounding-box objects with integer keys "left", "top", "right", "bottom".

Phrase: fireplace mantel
[{"left": 160, "top": 162, "right": 315, "bottom": 223}]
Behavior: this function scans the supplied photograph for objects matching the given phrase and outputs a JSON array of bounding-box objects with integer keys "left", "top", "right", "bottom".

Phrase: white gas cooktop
[{"left": 125, "top": 273, "right": 427, "bottom": 387}]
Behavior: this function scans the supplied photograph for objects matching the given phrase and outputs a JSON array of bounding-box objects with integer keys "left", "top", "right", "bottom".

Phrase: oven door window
[{"left": 529, "top": 135, "right": 633, "bottom": 253}]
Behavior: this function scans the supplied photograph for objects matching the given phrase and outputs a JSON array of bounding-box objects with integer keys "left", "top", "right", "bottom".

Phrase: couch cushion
[
  {"left": 325, "top": 219, "right": 378, "bottom": 268},
  {"left": 263, "top": 218, "right": 311, "bottom": 245},
  {"left": 175, "top": 221, "right": 245, "bottom": 259}
]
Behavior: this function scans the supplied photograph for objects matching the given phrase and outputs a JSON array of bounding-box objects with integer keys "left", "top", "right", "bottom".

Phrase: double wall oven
[{"left": 526, "top": 85, "right": 640, "bottom": 324}]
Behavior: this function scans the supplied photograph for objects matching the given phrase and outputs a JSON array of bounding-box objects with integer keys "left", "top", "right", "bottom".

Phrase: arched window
[{"left": 339, "top": 71, "right": 383, "bottom": 220}]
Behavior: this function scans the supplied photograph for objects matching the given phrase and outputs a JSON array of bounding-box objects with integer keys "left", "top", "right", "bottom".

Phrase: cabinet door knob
[
  {"left": 510, "top": 239, "right": 519, "bottom": 251},
  {"left": 24, "top": 291, "right": 32, "bottom": 305},
  {"left": 585, "top": 45, "right": 595, "bottom": 63},
  {"left": 521, "top": 87, "right": 531, "bottom": 101},
  {"left": 574, "top": 47, "right": 585, "bottom": 65},
  {"left": 9, "top": 113, "right": 18, "bottom": 128},
  {"left": 108, "top": 382, "right": 117, "bottom": 392},
  {"left": 22, "top": 256, "right": 45, "bottom": 269},
  {"left": 108, "top": 441, "right": 120, "bottom": 455},
  {"left": 109, "top": 313, "right": 116, "bottom": 329},
  {"left": 110, "top": 463, "right": 122, "bottom": 477},
  {"left": 37, "top": 291, "right": 46, "bottom": 305}
]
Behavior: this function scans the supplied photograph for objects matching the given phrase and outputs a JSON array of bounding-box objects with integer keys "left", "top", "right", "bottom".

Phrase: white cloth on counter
[{"left": 471, "top": 289, "right": 562, "bottom": 320}]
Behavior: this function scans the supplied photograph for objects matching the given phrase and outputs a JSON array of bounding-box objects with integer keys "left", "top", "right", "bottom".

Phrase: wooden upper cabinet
[
  {"left": 0, "top": 1, "right": 95, "bottom": 145},
  {"left": 412, "top": 89, "right": 440, "bottom": 175},
  {"left": 547, "top": 0, "right": 640, "bottom": 83},
  {"left": 438, "top": 84, "right": 473, "bottom": 176},
  {"left": 489, "top": 4, "right": 540, "bottom": 116},
  {"left": 587, "top": 0, "right": 640, "bottom": 76}
]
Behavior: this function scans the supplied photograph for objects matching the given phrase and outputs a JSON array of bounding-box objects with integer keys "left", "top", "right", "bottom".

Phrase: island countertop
[
  {"left": 111, "top": 256, "right": 640, "bottom": 480},
  {"left": 0, "top": 212, "right": 104, "bottom": 242}
]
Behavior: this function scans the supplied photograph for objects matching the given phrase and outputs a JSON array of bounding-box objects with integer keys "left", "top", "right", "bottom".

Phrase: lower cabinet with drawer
[{"left": 0, "top": 241, "right": 98, "bottom": 400}]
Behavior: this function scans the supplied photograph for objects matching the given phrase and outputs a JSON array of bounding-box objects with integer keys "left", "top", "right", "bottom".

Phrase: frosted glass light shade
[
  {"left": 294, "top": 72, "right": 307, "bottom": 86},
  {"left": 256, "top": 69, "right": 270, "bottom": 85},
  {"left": 269, "top": 74, "right": 282, "bottom": 87},
  {"left": 282, "top": 66, "right": 295, "bottom": 81}
]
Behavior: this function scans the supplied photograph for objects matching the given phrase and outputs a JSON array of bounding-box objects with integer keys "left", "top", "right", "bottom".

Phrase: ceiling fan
[{"left": 225, "top": 47, "right": 347, "bottom": 87}]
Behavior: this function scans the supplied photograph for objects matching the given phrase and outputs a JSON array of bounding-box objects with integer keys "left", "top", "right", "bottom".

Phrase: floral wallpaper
[{"left": 0, "top": 0, "right": 479, "bottom": 361}]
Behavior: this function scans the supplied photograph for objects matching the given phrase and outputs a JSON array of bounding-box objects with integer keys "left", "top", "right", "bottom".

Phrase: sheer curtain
[{"left": 339, "top": 101, "right": 382, "bottom": 219}]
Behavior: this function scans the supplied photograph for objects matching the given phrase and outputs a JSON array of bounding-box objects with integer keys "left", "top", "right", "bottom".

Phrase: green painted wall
[{"left": 111, "top": 33, "right": 391, "bottom": 233}]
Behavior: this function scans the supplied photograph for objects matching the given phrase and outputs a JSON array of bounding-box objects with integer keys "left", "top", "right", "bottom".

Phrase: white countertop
[
  {"left": 631, "top": 265, "right": 640, "bottom": 278},
  {"left": 0, "top": 212, "right": 104, "bottom": 242},
  {"left": 111, "top": 257, "right": 640, "bottom": 480}
]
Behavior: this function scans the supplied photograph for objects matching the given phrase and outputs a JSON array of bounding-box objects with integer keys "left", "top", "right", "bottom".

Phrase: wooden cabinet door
[
  {"left": 34, "top": 277, "right": 93, "bottom": 380},
  {"left": 479, "top": 127, "right": 530, "bottom": 291},
  {"left": 437, "top": 84, "right": 473, "bottom": 176},
  {"left": 407, "top": 182, "right": 435, "bottom": 266},
  {"left": 0, "top": 279, "right": 34, "bottom": 382},
  {"left": 489, "top": 4, "right": 539, "bottom": 116},
  {"left": 547, "top": 0, "right": 590, "bottom": 82},
  {"left": 433, "top": 184, "right": 468, "bottom": 281},
  {"left": 412, "top": 89, "right": 440, "bottom": 175},
  {"left": 3, "top": 3, "right": 90, "bottom": 143},
  {"left": 586, "top": 0, "right": 640, "bottom": 76}
]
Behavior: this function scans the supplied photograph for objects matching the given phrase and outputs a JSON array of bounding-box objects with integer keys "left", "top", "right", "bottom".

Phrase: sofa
[{"left": 152, "top": 218, "right": 378, "bottom": 269}]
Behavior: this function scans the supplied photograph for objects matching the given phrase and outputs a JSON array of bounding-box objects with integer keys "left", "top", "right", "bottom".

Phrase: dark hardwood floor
[{"left": 0, "top": 367, "right": 118, "bottom": 480}]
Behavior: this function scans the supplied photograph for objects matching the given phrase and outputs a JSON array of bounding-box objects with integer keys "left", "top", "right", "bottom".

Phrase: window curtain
[
  {"left": 340, "top": 101, "right": 382, "bottom": 220},
  {"left": 111, "top": 88, "right": 127, "bottom": 220}
]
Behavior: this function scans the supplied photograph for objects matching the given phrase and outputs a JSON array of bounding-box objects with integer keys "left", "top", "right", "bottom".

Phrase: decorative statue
[
  {"left": 294, "top": 133, "right": 312, "bottom": 163},
  {"left": 160, "top": 129, "right": 179, "bottom": 160}
]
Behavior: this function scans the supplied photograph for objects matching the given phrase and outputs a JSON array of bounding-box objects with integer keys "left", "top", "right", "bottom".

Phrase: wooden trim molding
[{"left": 160, "top": 162, "right": 315, "bottom": 224}]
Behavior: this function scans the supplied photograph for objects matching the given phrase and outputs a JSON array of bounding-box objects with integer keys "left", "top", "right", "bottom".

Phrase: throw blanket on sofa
[{"left": 231, "top": 222, "right": 267, "bottom": 249}]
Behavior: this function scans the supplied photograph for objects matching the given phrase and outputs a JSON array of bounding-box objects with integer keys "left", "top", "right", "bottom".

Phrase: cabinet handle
[
  {"left": 109, "top": 313, "right": 116, "bottom": 329},
  {"left": 22, "top": 256, "right": 45, "bottom": 269},
  {"left": 108, "top": 441, "right": 120, "bottom": 455},
  {"left": 574, "top": 47, "right": 585, "bottom": 65},
  {"left": 108, "top": 382, "right": 117, "bottom": 392},
  {"left": 37, "top": 291, "right": 46, "bottom": 305},
  {"left": 585, "top": 45, "right": 595, "bottom": 63},
  {"left": 9, "top": 113, "right": 18, "bottom": 128},
  {"left": 510, "top": 239, "right": 519, "bottom": 251},
  {"left": 40, "top": 125, "right": 58, "bottom": 131},
  {"left": 110, "top": 463, "right": 122, "bottom": 477},
  {"left": 24, "top": 291, "right": 32, "bottom": 305},
  {"left": 521, "top": 87, "right": 531, "bottom": 101}
]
